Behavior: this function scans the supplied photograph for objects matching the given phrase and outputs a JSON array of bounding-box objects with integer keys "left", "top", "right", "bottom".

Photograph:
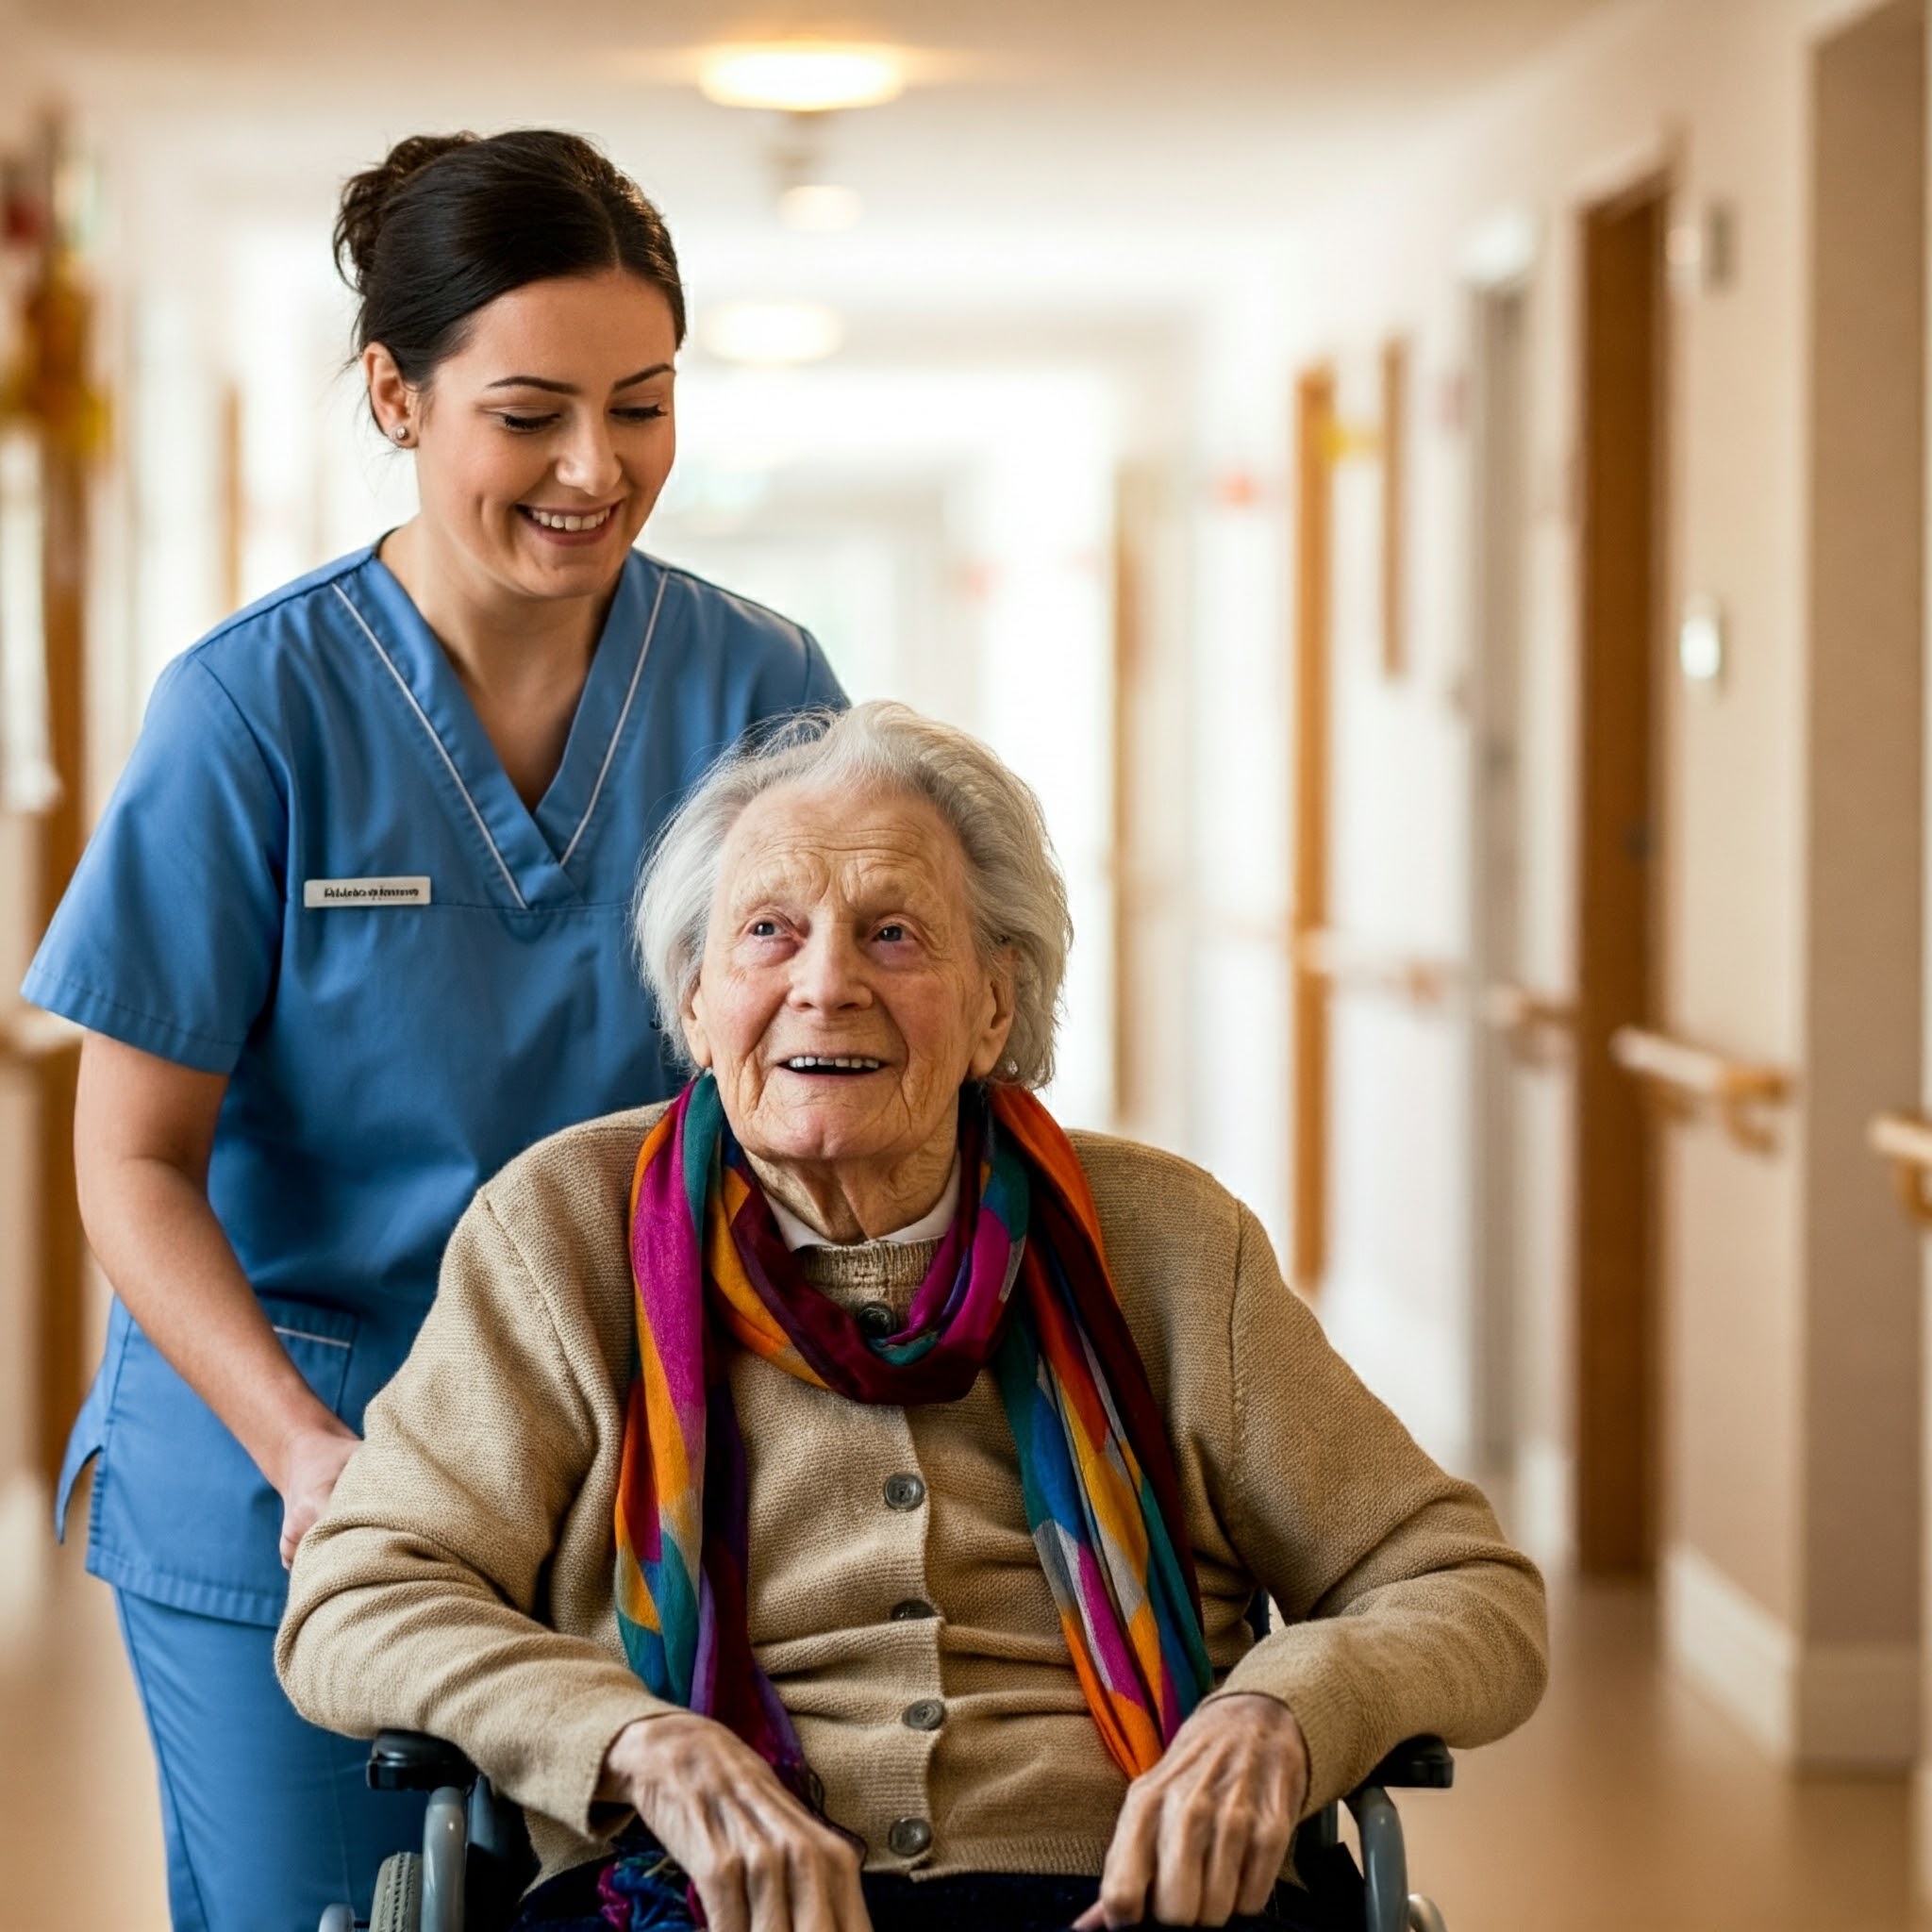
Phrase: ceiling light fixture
[
  {"left": 698, "top": 42, "right": 906, "bottom": 113},
  {"left": 701, "top": 300, "right": 846, "bottom": 367}
]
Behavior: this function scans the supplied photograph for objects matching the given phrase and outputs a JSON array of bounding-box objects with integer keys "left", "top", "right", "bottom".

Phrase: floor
[
  {"left": 0, "top": 1496, "right": 168, "bottom": 1926},
  {"left": 1394, "top": 1582, "right": 1931, "bottom": 1932},
  {"left": 1, "top": 1517, "right": 1927, "bottom": 1932}
]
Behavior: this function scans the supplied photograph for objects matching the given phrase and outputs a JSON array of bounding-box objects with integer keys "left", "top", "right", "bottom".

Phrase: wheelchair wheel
[{"left": 371, "top": 1851, "right": 423, "bottom": 1932}]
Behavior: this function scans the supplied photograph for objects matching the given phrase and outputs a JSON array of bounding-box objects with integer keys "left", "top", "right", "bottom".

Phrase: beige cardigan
[{"left": 277, "top": 1104, "right": 1546, "bottom": 1888}]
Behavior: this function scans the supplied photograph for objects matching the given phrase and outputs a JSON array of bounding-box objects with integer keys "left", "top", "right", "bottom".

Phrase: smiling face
[
  {"left": 684, "top": 780, "right": 1016, "bottom": 1239},
  {"left": 365, "top": 266, "right": 677, "bottom": 606}
]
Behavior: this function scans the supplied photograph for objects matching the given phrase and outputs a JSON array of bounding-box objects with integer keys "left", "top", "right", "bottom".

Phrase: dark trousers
[{"left": 512, "top": 1838, "right": 1366, "bottom": 1932}]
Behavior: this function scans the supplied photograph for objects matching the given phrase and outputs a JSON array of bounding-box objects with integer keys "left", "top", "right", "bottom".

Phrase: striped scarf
[{"left": 614, "top": 1073, "right": 1213, "bottom": 1815}]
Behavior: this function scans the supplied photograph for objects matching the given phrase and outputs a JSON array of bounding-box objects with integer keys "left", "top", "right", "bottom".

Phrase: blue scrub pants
[{"left": 116, "top": 1591, "right": 427, "bottom": 1932}]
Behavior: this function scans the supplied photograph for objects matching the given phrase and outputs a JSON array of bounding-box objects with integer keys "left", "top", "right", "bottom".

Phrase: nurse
[{"left": 23, "top": 128, "right": 844, "bottom": 1931}]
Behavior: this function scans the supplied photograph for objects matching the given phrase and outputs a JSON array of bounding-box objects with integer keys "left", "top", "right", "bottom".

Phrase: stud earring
[{"left": 391, "top": 424, "right": 410, "bottom": 445}]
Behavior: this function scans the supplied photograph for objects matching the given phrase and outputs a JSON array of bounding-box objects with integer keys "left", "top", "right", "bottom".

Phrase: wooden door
[
  {"left": 1290, "top": 370, "right": 1336, "bottom": 1295},
  {"left": 1574, "top": 183, "right": 1667, "bottom": 1574},
  {"left": 1, "top": 190, "right": 98, "bottom": 1491}
]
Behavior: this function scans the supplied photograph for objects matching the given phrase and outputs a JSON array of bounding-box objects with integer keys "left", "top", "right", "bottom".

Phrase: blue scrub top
[{"left": 25, "top": 543, "right": 844, "bottom": 1624}]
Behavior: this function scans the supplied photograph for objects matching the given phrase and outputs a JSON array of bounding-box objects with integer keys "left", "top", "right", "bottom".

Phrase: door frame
[{"left": 1290, "top": 368, "right": 1337, "bottom": 1296}]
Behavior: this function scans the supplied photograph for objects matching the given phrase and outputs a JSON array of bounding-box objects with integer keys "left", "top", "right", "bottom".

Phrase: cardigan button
[
  {"left": 902, "top": 1698, "right": 946, "bottom": 1731},
  {"left": 887, "top": 1817, "right": 933, "bottom": 1858},
  {"left": 858, "top": 1300, "right": 896, "bottom": 1339},
  {"left": 884, "top": 1474, "right": 926, "bottom": 1511},
  {"left": 890, "top": 1598, "right": 938, "bottom": 1622}
]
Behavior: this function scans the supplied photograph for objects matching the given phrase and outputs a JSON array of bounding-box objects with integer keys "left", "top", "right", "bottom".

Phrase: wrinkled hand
[
  {"left": 603, "top": 1712, "right": 871, "bottom": 1932},
  {"left": 1074, "top": 1694, "right": 1308, "bottom": 1929},
  {"left": 275, "top": 1421, "right": 361, "bottom": 1567}
]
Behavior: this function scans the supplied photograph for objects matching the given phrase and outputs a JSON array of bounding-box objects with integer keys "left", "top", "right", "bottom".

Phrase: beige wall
[
  {"left": 1803, "top": 0, "right": 1924, "bottom": 1656},
  {"left": 1198, "top": 0, "right": 1924, "bottom": 1764}
]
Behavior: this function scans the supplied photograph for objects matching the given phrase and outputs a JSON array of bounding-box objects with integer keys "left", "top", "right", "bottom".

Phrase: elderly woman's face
[{"left": 684, "top": 781, "right": 1015, "bottom": 1187}]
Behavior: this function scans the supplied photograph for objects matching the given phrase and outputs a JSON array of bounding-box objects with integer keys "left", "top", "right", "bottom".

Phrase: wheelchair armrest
[
  {"left": 1360, "top": 1734, "right": 1454, "bottom": 1791},
  {"left": 368, "top": 1729, "right": 479, "bottom": 1792}
]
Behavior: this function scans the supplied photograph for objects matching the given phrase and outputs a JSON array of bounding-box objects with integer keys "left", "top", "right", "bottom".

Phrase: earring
[{"left": 391, "top": 424, "right": 410, "bottom": 445}]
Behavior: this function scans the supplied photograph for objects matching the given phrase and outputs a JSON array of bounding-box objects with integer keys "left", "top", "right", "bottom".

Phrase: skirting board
[{"left": 1662, "top": 1543, "right": 1919, "bottom": 1768}]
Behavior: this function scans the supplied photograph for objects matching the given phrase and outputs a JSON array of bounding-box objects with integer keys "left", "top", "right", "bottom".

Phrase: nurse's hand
[
  {"left": 1074, "top": 1693, "right": 1307, "bottom": 1928},
  {"left": 601, "top": 1712, "right": 871, "bottom": 1932},
  {"left": 275, "top": 1420, "right": 362, "bottom": 1567}
]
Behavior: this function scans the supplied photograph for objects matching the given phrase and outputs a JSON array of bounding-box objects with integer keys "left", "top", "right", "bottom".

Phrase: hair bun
[
  {"left": 335, "top": 127, "right": 686, "bottom": 393},
  {"left": 334, "top": 132, "right": 480, "bottom": 290}
]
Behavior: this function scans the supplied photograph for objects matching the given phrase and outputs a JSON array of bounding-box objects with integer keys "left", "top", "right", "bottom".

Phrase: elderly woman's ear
[
  {"left": 965, "top": 949, "right": 1018, "bottom": 1081},
  {"left": 680, "top": 986, "right": 715, "bottom": 1072}
]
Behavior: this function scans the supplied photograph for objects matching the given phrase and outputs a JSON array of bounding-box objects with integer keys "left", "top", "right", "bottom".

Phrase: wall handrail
[
  {"left": 1294, "top": 927, "right": 1461, "bottom": 1009},
  {"left": 1867, "top": 1110, "right": 1932, "bottom": 1225},
  {"left": 1481, "top": 981, "right": 1576, "bottom": 1063},
  {"left": 1608, "top": 1024, "right": 1792, "bottom": 1152}
]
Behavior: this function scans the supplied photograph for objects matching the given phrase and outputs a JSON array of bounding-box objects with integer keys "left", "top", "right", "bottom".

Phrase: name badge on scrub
[{"left": 303, "top": 875, "right": 432, "bottom": 908}]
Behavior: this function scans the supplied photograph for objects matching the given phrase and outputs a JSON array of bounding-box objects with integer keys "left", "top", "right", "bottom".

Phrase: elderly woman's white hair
[{"left": 634, "top": 701, "right": 1071, "bottom": 1088}]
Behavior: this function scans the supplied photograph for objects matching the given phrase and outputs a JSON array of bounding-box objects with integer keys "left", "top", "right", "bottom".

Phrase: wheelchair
[{"left": 319, "top": 1728, "right": 1454, "bottom": 1932}]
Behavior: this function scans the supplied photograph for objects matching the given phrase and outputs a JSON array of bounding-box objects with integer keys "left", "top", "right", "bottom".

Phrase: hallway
[{"left": 4, "top": 0, "right": 1932, "bottom": 1922}]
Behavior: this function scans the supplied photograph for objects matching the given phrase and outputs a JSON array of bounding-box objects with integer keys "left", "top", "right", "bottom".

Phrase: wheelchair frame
[{"left": 322, "top": 1728, "right": 1453, "bottom": 1932}]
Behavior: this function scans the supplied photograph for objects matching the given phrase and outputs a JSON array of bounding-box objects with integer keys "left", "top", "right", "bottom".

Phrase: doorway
[{"left": 1574, "top": 179, "right": 1668, "bottom": 1575}]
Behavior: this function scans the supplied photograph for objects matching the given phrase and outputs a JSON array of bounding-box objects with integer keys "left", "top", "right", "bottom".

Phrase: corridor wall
[{"left": 1194, "top": 0, "right": 1924, "bottom": 1771}]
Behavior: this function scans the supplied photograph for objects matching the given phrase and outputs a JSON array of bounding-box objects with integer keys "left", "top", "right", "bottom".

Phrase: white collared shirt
[{"left": 768, "top": 1158, "right": 962, "bottom": 1253}]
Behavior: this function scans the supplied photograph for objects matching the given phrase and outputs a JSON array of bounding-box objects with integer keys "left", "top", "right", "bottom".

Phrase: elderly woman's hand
[
  {"left": 1074, "top": 1693, "right": 1308, "bottom": 1929},
  {"left": 601, "top": 1713, "right": 872, "bottom": 1932}
]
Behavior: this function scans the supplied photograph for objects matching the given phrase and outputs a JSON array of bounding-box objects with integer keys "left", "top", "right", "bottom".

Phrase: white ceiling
[
  {"left": 21, "top": 0, "right": 1622, "bottom": 94},
  {"left": 9, "top": 0, "right": 1633, "bottom": 355},
  {"left": 19, "top": 1, "right": 1626, "bottom": 227}
]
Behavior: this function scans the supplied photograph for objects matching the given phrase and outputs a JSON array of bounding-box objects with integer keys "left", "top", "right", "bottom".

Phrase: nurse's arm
[{"left": 74, "top": 1032, "right": 359, "bottom": 1561}]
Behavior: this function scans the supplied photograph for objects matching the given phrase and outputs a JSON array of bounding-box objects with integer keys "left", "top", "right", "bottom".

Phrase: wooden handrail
[
  {"left": 0, "top": 1007, "right": 82, "bottom": 1065},
  {"left": 1608, "top": 1024, "right": 1792, "bottom": 1153},
  {"left": 1294, "top": 927, "right": 1460, "bottom": 1009},
  {"left": 1867, "top": 1110, "right": 1932, "bottom": 1225},
  {"left": 1481, "top": 981, "right": 1576, "bottom": 1064}
]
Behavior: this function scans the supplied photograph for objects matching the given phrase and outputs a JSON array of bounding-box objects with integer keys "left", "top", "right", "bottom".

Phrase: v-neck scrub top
[{"left": 25, "top": 543, "right": 844, "bottom": 1625}]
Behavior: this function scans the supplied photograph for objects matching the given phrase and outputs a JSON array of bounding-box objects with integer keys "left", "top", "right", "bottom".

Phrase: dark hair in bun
[{"left": 334, "top": 128, "right": 685, "bottom": 396}]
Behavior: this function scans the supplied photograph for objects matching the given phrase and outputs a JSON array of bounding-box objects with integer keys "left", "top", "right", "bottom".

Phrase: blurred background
[{"left": 2, "top": 0, "right": 1930, "bottom": 1925}]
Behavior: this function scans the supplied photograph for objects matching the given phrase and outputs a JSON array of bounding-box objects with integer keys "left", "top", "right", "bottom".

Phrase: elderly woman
[{"left": 278, "top": 701, "right": 1546, "bottom": 1932}]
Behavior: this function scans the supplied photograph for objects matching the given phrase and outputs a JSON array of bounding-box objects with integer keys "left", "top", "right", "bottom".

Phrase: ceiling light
[
  {"left": 701, "top": 300, "right": 845, "bottom": 366},
  {"left": 698, "top": 42, "right": 906, "bottom": 113},
  {"left": 778, "top": 184, "right": 864, "bottom": 232}
]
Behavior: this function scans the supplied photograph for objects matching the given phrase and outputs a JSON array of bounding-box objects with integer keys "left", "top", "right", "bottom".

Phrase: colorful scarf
[{"left": 613, "top": 1072, "right": 1213, "bottom": 1819}]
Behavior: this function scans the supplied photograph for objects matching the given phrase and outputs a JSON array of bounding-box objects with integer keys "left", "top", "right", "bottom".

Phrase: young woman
[{"left": 23, "top": 128, "right": 843, "bottom": 1931}]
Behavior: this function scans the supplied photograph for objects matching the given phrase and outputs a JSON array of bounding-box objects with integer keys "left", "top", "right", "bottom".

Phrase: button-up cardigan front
[{"left": 276, "top": 1102, "right": 1547, "bottom": 1890}]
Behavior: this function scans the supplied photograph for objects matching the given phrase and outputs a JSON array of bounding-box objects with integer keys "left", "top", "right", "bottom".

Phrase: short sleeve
[
  {"left": 22, "top": 654, "right": 287, "bottom": 1074},
  {"left": 799, "top": 628, "right": 848, "bottom": 710}
]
